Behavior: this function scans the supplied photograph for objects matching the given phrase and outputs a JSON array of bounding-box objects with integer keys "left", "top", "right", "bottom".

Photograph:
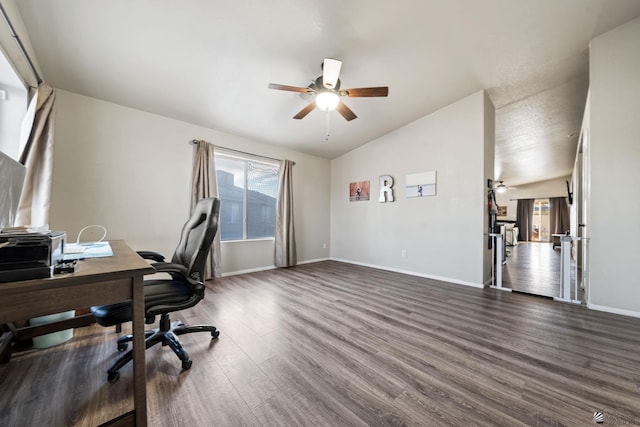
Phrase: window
[
  {"left": 215, "top": 153, "right": 279, "bottom": 241},
  {"left": 0, "top": 49, "right": 29, "bottom": 161},
  {"left": 532, "top": 199, "right": 550, "bottom": 242}
]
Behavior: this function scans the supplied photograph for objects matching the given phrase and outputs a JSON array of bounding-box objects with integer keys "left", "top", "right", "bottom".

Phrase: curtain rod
[
  {"left": 509, "top": 196, "right": 568, "bottom": 201},
  {"left": 0, "top": 2, "right": 42, "bottom": 85},
  {"left": 191, "top": 139, "right": 288, "bottom": 164}
]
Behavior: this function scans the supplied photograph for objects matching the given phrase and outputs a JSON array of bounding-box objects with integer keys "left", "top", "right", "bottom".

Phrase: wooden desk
[{"left": 0, "top": 240, "right": 154, "bottom": 426}]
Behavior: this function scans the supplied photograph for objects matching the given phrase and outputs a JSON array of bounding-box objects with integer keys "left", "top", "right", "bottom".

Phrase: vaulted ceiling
[{"left": 14, "top": 0, "right": 640, "bottom": 186}]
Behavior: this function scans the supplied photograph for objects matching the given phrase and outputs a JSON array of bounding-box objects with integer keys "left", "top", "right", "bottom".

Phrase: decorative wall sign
[
  {"left": 406, "top": 171, "right": 436, "bottom": 197},
  {"left": 349, "top": 180, "right": 370, "bottom": 201},
  {"left": 497, "top": 206, "right": 507, "bottom": 216},
  {"left": 379, "top": 175, "right": 395, "bottom": 202}
]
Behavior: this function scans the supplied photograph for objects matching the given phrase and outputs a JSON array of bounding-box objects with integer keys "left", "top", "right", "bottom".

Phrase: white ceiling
[{"left": 14, "top": 0, "right": 640, "bottom": 186}]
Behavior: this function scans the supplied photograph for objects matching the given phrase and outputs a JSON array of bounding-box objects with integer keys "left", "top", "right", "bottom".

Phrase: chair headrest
[{"left": 171, "top": 197, "right": 220, "bottom": 280}]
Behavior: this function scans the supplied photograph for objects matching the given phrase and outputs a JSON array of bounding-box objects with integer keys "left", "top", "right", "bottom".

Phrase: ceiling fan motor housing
[{"left": 313, "top": 76, "right": 340, "bottom": 92}]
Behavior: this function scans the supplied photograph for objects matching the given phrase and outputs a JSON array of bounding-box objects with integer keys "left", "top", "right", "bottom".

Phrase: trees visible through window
[{"left": 214, "top": 153, "right": 279, "bottom": 241}]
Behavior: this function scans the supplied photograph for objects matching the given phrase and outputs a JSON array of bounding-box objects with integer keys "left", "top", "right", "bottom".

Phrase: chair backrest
[{"left": 171, "top": 197, "right": 220, "bottom": 282}]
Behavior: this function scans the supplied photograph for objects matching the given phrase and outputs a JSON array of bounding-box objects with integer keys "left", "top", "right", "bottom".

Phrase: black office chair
[{"left": 91, "top": 197, "right": 221, "bottom": 382}]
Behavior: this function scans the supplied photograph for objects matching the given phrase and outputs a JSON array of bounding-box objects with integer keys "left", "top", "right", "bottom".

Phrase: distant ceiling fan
[
  {"left": 495, "top": 181, "right": 516, "bottom": 193},
  {"left": 268, "top": 58, "right": 389, "bottom": 121}
]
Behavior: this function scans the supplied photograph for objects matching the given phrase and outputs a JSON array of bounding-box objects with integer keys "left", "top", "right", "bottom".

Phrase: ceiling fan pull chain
[{"left": 325, "top": 110, "right": 331, "bottom": 141}]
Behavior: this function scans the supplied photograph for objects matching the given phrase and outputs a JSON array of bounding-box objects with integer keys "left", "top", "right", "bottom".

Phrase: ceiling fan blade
[
  {"left": 336, "top": 101, "right": 357, "bottom": 121},
  {"left": 322, "top": 58, "right": 342, "bottom": 89},
  {"left": 268, "top": 83, "right": 313, "bottom": 93},
  {"left": 344, "top": 87, "right": 389, "bottom": 97},
  {"left": 293, "top": 102, "right": 316, "bottom": 120}
]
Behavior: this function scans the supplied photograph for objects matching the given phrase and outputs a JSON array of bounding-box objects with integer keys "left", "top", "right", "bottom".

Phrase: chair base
[{"left": 106, "top": 313, "right": 219, "bottom": 383}]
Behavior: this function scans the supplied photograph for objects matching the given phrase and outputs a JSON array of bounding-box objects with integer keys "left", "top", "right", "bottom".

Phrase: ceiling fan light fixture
[{"left": 315, "top": 91, "right": 339, "bottom": 111}]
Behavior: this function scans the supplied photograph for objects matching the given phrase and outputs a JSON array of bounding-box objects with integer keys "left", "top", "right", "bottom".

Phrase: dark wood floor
[{"left": 1, "top": 261, "right": 639, "bottom": 426}]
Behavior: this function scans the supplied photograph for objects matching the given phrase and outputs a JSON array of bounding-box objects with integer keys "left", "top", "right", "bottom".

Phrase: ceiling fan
[
  {"left": 495, "top": 181, "right": 516, "bottom": 193},
  {"left": 268, "top": 58, "right": 389, "bottom": 121}
]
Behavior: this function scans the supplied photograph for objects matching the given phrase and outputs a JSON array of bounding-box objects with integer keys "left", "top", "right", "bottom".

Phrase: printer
[{"left": 0, "top": 231, "right": 66, "bottom": 282}]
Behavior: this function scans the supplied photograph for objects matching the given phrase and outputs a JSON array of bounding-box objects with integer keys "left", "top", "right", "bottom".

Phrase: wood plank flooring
[{"left": 1, "top": 260, "right": 639, "bottom": 426}]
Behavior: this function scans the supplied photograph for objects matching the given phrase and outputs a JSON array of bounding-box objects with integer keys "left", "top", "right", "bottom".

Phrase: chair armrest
[
  {"left": 144, "top": 262, "right": 206, "bottom": 317},
  {"left": 137, "top": 251, "right": 165, "bottom": 262},
  {"left": 150, "top": 262, "right": 201, "bottom": 286},
  {"left": 151, "top": 262, "right": 188, "bottom": 275}
]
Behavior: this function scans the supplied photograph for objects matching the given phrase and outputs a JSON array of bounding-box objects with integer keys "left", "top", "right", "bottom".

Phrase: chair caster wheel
[
  {"left": 182, "top": 359, "right": 192, "bottom": 370},
  {"left": 108, "top": 371, "right": 120, "bottom": 383},
  {"left": 211, "top": 330, "right": 220, "bottom": 339},
  {"left": 117, "top": 343, "right": 128, "bottom": 352}
]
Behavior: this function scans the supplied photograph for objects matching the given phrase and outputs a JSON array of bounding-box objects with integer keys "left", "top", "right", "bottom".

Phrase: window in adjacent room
[
  {"left": 214, "top": 153, "right": 279, "bottom": 241},
  {"left": 532, "top": 198, "right": 550, "bottom": 242}
]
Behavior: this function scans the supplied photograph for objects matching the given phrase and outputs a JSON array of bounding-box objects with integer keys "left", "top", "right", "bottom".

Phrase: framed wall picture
[
  {"left": 349, "top": 180, "right": 370, "bottom": 201},
  {"left": 498, "top": 206, "right": 507, "bottom": 216},
  {"left": 406, "top": 171, "right": 436, "bottom": 197}
]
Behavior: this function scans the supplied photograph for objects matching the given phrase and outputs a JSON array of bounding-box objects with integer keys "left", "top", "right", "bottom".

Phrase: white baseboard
[
  {"left": 330, "top": 257, "right": 484, "bottom": 289},
  {"left": 222, "top": 257, "right": 484, "bottom": 290},
  {"left": 221, "top": 265, "right": 275, "bottom": 277},
  {"left": 220, "top": 257, "right": 331, "bottom": 277},
  {"left": 298, "top": 257, "right": 330, "bottom": 265},
  {"left": 220, "top": 258, "right": 640, "bottom": 319},
  {"left": 553, "top": 297, "right": 580, "bottom": 304},
  {"left": 587, "top": 303, "right": 640, "bottom": 319}
]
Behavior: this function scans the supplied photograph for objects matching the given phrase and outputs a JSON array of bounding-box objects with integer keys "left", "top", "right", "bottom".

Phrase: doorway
[
  {"left": 500, "top": 194, "right": 584, "bottom": 301},
  {"left": 501, "top": 197, "right": 564, "bottom": 299}
]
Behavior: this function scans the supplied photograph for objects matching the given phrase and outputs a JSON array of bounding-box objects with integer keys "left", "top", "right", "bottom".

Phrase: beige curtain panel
[
  {"left": 16, "top": 83, "right": 56, "bottom": 228},
  {"left": 274, "top": 159, "right": 297, "bottom": 267},
  {"left": 192, "top": 139, "right": 221, "bottom": 279}
]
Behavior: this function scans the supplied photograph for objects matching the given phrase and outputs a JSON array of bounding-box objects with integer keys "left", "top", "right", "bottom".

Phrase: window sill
[{"left": 221, "top": 238, "right": 275, "bottom": 244}]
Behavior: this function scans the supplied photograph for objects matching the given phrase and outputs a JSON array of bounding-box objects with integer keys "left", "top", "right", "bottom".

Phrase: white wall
[
  {"left": 50, "top": 90, "right": 330, "bottom": 275},
  {"left": 330, "top": 91, "right": 494, "bottom": 287},
  {"left": 495, "top": 176, "right": 571, "bottom": 222},
  {"left": 587, "top": 16, "right": 640, "bottom": 315}
]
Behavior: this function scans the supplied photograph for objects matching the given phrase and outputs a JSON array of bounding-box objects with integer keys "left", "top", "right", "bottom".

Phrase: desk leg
[{"left": 132, "top": 275, "right": 147, "bottom": 426}]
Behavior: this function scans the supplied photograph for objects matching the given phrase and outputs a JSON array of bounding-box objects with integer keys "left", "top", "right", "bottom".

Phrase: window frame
[{"left": 0, "top": 48, "right": 29, "bottom": 161}]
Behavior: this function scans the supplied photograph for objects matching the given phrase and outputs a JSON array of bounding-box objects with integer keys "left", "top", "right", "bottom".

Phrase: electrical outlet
[
  {"left": 322, "top": 243, "right": 327, "bottom": 249},
  {"left": 401, "top": 249, "right": 407, "bottom": 257},
  {"left": 0, "top": 89, "right": 6, "bottom": 101}
]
